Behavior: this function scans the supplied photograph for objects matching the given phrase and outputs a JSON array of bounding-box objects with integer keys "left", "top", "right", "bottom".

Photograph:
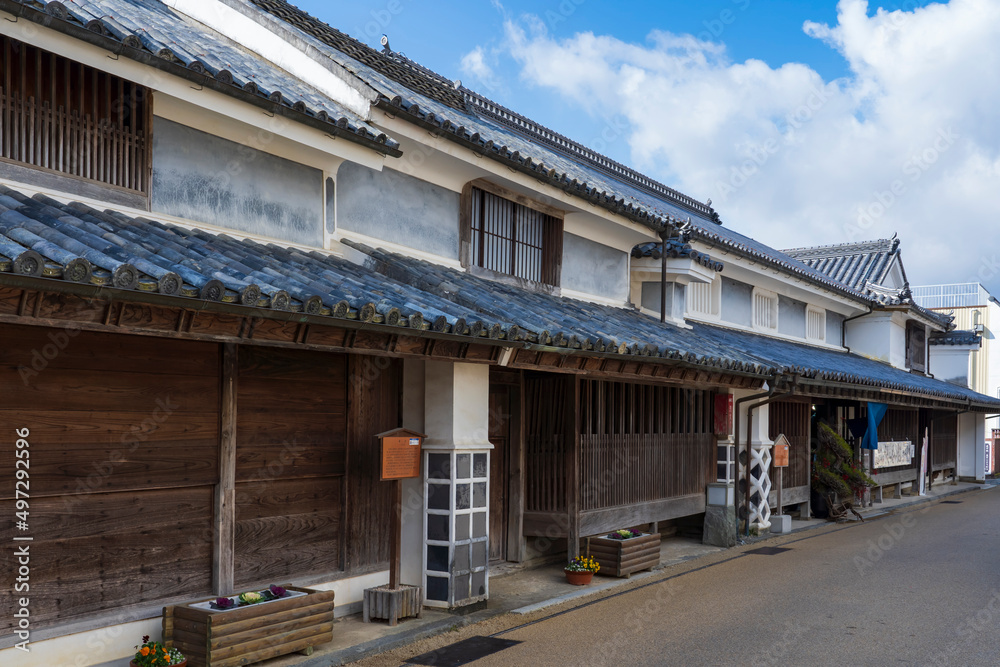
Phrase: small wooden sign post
[
  {"left": 364, "top": 428, "right": 426, "bottom": 626},
  {"left": 772, "top": 433, "right": 790, "bottom": 516}
]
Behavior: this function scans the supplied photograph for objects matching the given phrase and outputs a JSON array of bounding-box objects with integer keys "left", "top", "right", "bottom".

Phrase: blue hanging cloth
[{"left": 862, "top": 402, "right": 888, "bottom": 450}]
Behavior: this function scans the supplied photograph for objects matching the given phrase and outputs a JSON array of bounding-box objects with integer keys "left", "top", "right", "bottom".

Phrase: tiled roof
[
  {"left": 783, "top": 236, "right": 904, "bottom": 294},
  {"left": 631, "top": 239, "right": 724, "bottom": 273},
  {"left": 345, "top": 240, "right": 1000, "bottom": 409},
  {"left": 0, "top": 182, "right": 996, "bottom": 409},
  {"left": 930, "top": 330, "right": 981, "bottom": 347},
  {"left": 782, "top": 235, "right": 953, "bottom": 328},
  {"left": 241, "top": 0, "right": 890, "bottom": 306},
  {"left": 8, "top": 0, "right": 400, "bottom": 153}
]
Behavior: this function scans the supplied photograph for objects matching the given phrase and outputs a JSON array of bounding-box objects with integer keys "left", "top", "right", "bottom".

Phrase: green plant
[
  {"left": 565, "top": 555, "right": 600, "bottom": 573},
  {"left": 607, "top": 529, "right": 641, "bottom": 540},
  {"left": 133, "top": 635, "right": 185, "bottom": 666},
  {"left": 812, "top": 422, "right": 875, "bottom": 502}
]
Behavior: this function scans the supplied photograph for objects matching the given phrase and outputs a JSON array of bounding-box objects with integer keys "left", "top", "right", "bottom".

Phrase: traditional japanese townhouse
[
  {"left": 1, "top": 3, "right": 999, "bottom": 667},
  {"left": 779, "top": 238, "right": 987, "bottom": 495}
]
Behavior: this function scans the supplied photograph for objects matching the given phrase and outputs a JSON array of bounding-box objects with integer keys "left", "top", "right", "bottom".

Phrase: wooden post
[
  {"left": 565, "top": 375, "right": 581, "bottom": 558},
  {"left": 214, "top": 343, "right": 237, "bottom": 596},
  {"left": 390, "top": 479, "right": 402, "bottom": 589},
  {"left": 507, "top": 377, "right": 526, "bottom": 563}
]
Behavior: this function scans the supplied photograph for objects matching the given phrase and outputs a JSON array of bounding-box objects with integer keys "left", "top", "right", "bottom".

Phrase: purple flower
[
  {"left": 211, "top": 597, "right": 235, "bottom": 610},
  {"left": 269, "top": 584, "right": 287, "bottom": 598}
]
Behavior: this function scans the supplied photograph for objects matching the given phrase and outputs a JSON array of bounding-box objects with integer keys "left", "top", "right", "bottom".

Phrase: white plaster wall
[
  {"left": 930, "top": 347, "right": 974, "bottom": 387},
  {"left": 423, "top": 362, "right": 491, "bottom": 450},
  {"left": 958, "top": 412, "right": 987, "bottom": 481},
  {"left": 845, "top": 312, "right": 907, "bottom": 368},
  {"left": 731, "top": 387, "right": 774, "bottom": 446},
  {"left": 988, "top": 300, "right": 1000, "bottom": 399},
  {"left": 0, "top": 618, "right": 159, "bottom": 667}
]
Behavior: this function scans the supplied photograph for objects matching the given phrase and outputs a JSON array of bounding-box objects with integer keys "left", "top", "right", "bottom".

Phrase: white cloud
[
  {"left": 460, "top": 45, "right": 503, "bottom": 94},
  {"left": 491, "top": 0, "right": 1000, "bottom": 292}
]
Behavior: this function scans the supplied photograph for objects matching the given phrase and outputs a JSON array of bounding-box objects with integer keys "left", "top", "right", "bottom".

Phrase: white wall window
[
  {"left": 752, "top": 288, "right": 778, "bottom": 331},
  {"left": 687, "top": 278, "right": 721, "bottom": 318},
  {"left": 806, "top": 306, "right": 826, "bottom": 342}
]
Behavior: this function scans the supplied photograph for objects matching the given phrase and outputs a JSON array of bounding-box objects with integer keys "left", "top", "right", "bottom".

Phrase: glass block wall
[{"left": 424, "top": 450, "right": 490, "bottom": 607}]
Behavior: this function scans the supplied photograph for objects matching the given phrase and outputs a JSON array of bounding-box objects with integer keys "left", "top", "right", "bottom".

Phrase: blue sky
[{"left": 291, "top": 1, "right": 999, "bottom": 295}]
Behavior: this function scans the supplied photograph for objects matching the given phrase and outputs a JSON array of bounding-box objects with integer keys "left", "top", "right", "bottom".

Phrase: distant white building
[
  {"left": 912, "top": 283, "right": 1000, "bottom": 401},
  {"left": 913, "top": 283, "right": 1000, "bottom": 474}
]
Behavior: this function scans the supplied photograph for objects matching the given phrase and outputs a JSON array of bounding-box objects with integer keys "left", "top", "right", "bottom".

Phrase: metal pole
[{"left": 660, "top": 235, "right": 667, "bottom": 323}]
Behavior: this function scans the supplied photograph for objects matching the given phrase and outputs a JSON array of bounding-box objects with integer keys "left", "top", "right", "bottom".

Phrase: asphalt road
[{"left": 467, "top": 490, "right": 1000, "bottom": 666}]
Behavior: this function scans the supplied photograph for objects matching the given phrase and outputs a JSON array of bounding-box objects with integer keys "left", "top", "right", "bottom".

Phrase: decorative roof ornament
[
  {"left": 705, "top": 199, "right": 723, "bottom": 225},
  {"left": 380, "top": 34, "right": 391, "bottom": 54}
]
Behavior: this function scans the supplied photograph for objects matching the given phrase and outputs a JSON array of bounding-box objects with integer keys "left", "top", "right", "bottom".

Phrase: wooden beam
[{"left": 214, "top": 343, "right": 237, "bottom": 596}]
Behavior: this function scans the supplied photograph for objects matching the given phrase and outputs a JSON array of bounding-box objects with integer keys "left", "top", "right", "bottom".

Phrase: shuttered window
[
  {"left": 464, "top": 182, "right": 562, "bottom": 286},
  {"left": 752, "top": 288, "right": 778, "bottom": 331},
  {"left": 0, "top": 35, "right": 149, "bottom": 192},
  {"left": 806, "top": 306, "right": 826, "bottom": 341}
]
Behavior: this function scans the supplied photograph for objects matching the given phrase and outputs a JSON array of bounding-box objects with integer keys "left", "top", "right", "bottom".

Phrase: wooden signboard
[
  {"left": 379, "top": 429, "right": 424, "bottom": 480},
  {"left": 773, "top": 433, "right": 790, "bottom": 468},
  {"left": 374, "top": 428, "right": 426, "bottom": 594},
  {"left": 714, "top": 393, "right": 734, "bottom": 438}
]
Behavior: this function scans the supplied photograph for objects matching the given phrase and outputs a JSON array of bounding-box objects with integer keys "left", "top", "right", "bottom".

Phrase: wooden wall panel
[
  {"left": 345, "top": 356, "right": 401, "bottom": 572},
  {"left": 0, "top": 488, "right": 214, "bottom": 633},
  {"left": 234, "top": 477, "right": 342, "bottom": 588},
  {"left": 234, "top": 347, "right": 349, "bottom": 586},
  {"left": 0, "top": 323, "right": 219, "bottom": 632},
  {"left": 768, "top": 400, "right": 811, "bottom": 490}
]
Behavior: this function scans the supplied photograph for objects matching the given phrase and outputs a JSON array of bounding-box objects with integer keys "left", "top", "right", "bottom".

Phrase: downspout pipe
[
  {"left": 734, "top": 376, "right": 795, "bottom": 536},
  {"left": 841, "top": 304, "right": 874, "bottom": 355}
]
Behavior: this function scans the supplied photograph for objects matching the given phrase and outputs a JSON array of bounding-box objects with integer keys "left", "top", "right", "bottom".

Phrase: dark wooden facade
[
  {"left": 0, "top": 321, "right": 401, "bottom": 636},
  {"left": 523, "top": 374, "right": 716, "bottom": 545},
  {"left": 768, "top": 398, "right": 812, "bottom": 508}
]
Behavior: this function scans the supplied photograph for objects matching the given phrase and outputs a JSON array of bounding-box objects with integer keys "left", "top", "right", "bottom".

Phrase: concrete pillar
[{"left": 421, "top": 361, "right": 492, "bottom": 609}]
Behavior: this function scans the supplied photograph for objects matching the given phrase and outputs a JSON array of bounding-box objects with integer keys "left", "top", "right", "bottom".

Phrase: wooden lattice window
[
  {"left": 752, "top": 288, "right": 778, "bottom": 331},
  {"left": 906, "top": 321, "right": 927, "bottom": 372},
  {"left": 0, "top": 35, "right": 149, "bottom": 193},
  {"left": 461, "top": 179, "right": 563, "bottom": 286}
]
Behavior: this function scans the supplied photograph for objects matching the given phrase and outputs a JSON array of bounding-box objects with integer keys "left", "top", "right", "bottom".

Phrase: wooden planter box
[
  {"left": 363, "top": 584, "right": 423, "bottom": 626},
  {"left": 586, "top": 532, "right": 661, "bottom": 577},
  {"left": 163, "top": 585, "right": 335, "bottom": 667}
]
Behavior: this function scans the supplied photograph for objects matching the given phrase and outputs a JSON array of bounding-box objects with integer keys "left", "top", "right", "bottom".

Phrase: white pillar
[
  {"left": 958, "top": 412, "right": 987, "bottom": 483},
  {"left": 732, "top": 389, "right": 774, "bottom": 531},
  {"left": 421, "top": 361, "right": 492, "bottom": 608}
]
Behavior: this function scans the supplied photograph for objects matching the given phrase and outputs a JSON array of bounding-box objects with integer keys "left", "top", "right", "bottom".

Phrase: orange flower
[{"left": 141, "top": 646, "right": 150, "bottom": 656}]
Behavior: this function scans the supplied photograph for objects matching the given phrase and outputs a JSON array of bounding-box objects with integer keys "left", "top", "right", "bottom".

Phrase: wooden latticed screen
[
  {"left": 768, "top": 399, "right": 811, "bottom": 490},
  {"left": 469, "top": 185, "right": 561, "bottom": 285},
  {"left": 577, "top": 380, "right": 715, "bottom": 511},
  {"left": 0, "top": 35, "right": 149, "bottom": 192}
]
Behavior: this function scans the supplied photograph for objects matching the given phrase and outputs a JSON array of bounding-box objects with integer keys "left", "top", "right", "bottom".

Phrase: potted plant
[
  {"left": 131, "top": 635, "right": 186, "bottom": 667},
  {"left": 811, "top": 422, "right": 876, "bottom": 522},
  {"left": 564, "top": 555, "right": 600, "bottom": 585},
  {"left": 586, "top": 528, "right": 661, "bottom": 577}
]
